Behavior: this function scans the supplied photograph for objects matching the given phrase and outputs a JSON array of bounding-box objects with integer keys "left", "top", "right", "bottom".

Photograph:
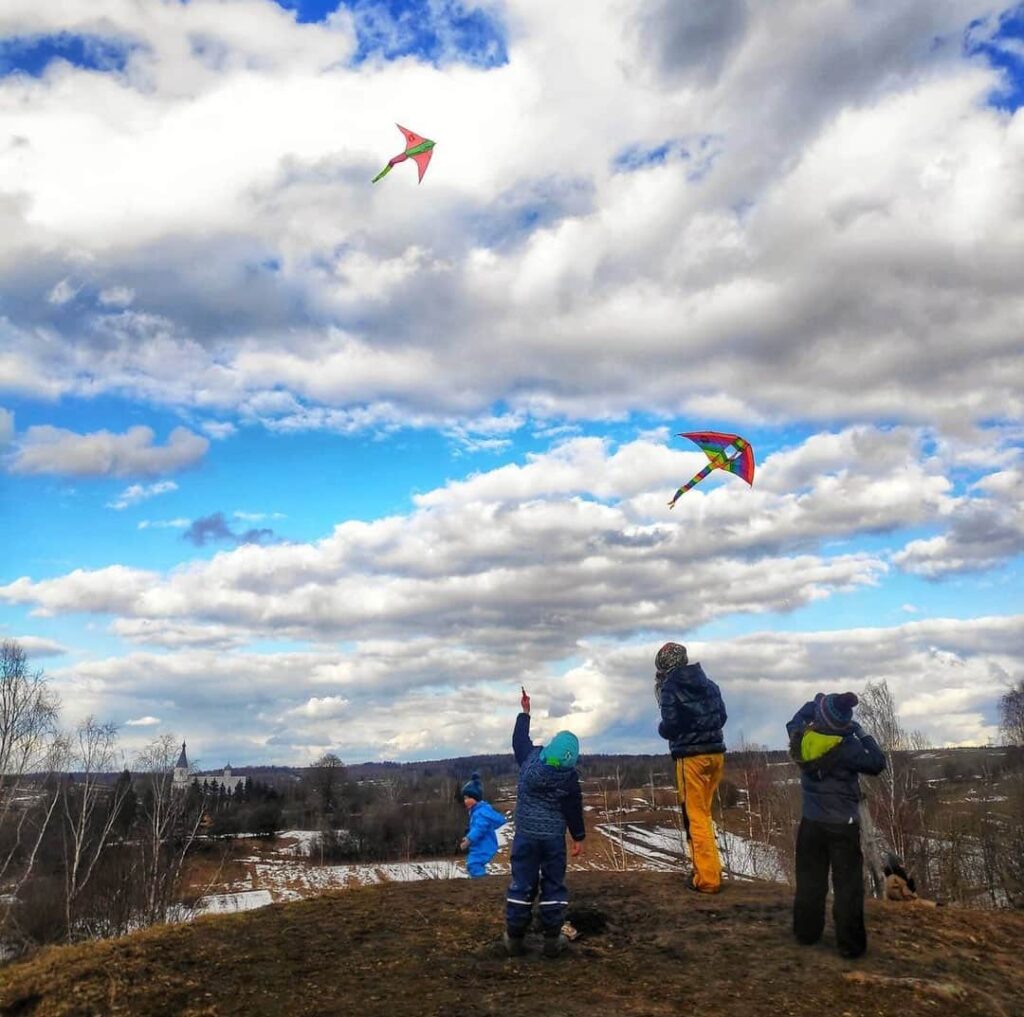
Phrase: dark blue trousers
[{"left": 505, "top": 833, "right": 568, "bottom": 934}]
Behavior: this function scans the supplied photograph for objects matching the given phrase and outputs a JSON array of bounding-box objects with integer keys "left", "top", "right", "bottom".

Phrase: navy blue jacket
[
  {"left": 786, "top": 701, "right": 887, "bottom": 824},
  {"left": 658, "top": 663, "right": 727, "bottom": 758},
  {"left": 512, "top": 714, "right": 585, "bottom": 841}
]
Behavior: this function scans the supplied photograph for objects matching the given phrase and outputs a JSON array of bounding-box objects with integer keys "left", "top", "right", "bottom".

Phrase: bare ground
[{"left": 2, "top": 873, "right": 1022, "bottom": 1017}]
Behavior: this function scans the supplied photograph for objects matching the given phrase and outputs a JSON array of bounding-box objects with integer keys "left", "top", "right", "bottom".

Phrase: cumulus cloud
[
  {"left": 7, "top": 635, "right": 69, "bottom": 658},
  {"left": 894, "top": 466, "right": 1024, "bottom": 577},
  {"left": 0, "top": 0, "right": 1018, "bottom": 432},
  {"left": 0, "top": 428, "right": 964, "bottom": 656},
  {"left": 8, "top": 425, "right": 208, "bottom": 477},
  {"left": 43, "top": 614, "right": 1020, "bottom": 762},
  {"left": 107, "top": 479, "right": 178, "bottom": 510}
]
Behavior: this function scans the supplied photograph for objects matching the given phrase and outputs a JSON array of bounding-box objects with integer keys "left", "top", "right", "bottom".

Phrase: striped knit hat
[{"left": 814, "top": 692, "right": 859, "bottom": 734}]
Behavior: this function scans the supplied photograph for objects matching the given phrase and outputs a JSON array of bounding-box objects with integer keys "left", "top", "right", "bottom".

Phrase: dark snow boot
[
  {"left": 503, "top": 931, "right": 526, "bottom": 957},
  {"left": 542, "top": 932, "right": 567, "bottom": 958}
]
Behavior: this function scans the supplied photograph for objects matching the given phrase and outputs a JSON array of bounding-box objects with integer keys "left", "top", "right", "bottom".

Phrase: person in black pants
[{"left": 786, "top": 692, "right": 886, "bottom": 958}]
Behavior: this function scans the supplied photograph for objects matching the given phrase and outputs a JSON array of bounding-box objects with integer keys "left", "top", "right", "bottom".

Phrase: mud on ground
[{"left": 2, "top": 872, "right": 1022, "bottom": 1017}]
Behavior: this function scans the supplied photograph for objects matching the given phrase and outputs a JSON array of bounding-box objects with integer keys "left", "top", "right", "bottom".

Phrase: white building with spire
[
  {"left": 172, "top": 741, "right": 245, "bottom": 793},
  {"left": 172, "top": 741, "right": 191, "bottom": 791}
]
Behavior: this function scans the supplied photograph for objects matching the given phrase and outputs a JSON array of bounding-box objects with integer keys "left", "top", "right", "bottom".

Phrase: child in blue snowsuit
[
  {"left": 505, "top": 688, "right": 586, "bottom": 958},
  {"left": 459, "top": 772, "right": 507, "bottom": 878}
]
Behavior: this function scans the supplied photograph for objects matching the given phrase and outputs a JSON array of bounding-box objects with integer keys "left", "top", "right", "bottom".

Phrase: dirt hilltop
[{"left": 2, "top": 873, "right": 1022, "bottom": 1017}]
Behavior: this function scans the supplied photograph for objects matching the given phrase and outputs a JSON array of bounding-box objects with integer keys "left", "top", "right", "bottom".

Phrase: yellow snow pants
[{"left": 675, "top": 753, "right": 724, "bottom": 892}]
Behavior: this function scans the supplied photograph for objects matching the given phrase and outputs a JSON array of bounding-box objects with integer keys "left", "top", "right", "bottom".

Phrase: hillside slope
[{"left": 2, "top": 873, "right": 1022, "bottom": 1017}]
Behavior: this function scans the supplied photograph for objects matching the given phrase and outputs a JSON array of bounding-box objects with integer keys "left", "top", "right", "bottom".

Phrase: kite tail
[
  {"left": 668, "top": 462, "right": 717, "bottom": 508},
  {"left": 371, "top": 164, "right": 393, "bottom": 183}
]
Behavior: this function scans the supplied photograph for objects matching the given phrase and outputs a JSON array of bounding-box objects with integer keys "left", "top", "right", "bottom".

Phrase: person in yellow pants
[{"left": 655, "top": 643, "right": 728, "bottom": 893}]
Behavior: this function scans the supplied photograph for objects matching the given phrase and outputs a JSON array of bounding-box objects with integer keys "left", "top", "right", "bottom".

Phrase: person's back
[
  {"left": 658, "top": 661, "right": 727, "bottom": 758},
  {"left": 787, "top": 692, "right": 886, "bottom": 959},
  {"left": 787, "top": 700, "right": 886, "bottom": 824},
  {"left": 515, "top": 746, "right": 581, "bottom": 840},
  {"left": 655, "top": 643, "right": 727, "bottom": 893},
  {"left": 504, "top": 689, "right": 585, "bottom": 957}
]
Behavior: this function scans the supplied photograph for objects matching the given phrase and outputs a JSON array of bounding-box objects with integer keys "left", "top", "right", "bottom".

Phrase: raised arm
[
  {"left": 512, "top": 712, "right": 536, "bottom": 766},
  {"left": 785, "top": 700, "right": 817, "bottom": 739},
  {"left": 848, "top": 724, "right": 887, "bottom": 776}
]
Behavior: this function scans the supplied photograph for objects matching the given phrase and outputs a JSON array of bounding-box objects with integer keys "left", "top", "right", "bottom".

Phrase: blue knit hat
[
  {"left": 461, "top": 772, "right": 483, "bottom": 801},
  {"left": 814, "top": 692, "right": 858, "bottom": 734},
  {"left": 542, "top": 731, "right": 580, "bottom": 769}
]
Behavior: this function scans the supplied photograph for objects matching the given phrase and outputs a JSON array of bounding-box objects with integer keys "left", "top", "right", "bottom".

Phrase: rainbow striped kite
[{"left": 667, "top": 431, "right": 756, "bottom": 508}]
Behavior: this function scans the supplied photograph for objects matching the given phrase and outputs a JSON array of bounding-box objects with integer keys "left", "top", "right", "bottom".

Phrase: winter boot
[
  {"left": 542, "top": 931, "right": 567, "bottom": 959},
  {"left": 503, "top": 931, "right": 526, "bottom": 957}
]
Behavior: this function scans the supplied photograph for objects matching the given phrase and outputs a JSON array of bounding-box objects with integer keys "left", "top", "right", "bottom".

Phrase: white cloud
[
  {"left": 0, "top": 0, "right": 1018, "bottom": 431},
  {"left": 47, "top": 277, "right": 78, "bottom": 306},
  {"left": 7, "top": 635, "right": 69, "bottom": 658},
  {"left": 0, "top": 428, "right": 967, "bottom": 654},
  {"left": 138, "top": 518, "right": 190, "bottom": 530},
  {"left": 108, "top": 479, "right": 178, "bottom": 510},
  {"left": 200, "top": 420, "right": 237, "bottom": 440},
  {"left": 43, "top": 613, "right": 1020, "bottom": 761},
  {"left": 893, "top": 466, "right": 1024, "bottom": 577},
  {"left": 0, "top": 407, "right": 12, "bottom": 447},
  {"left": 97, "top": 286, "right": 134, "bottom": 307},
  {"left": 9, "top": 425, "right": 208, "bottom": 477},
  {"left": 124, "top": 715, "right": 161, "bottom": 727}
]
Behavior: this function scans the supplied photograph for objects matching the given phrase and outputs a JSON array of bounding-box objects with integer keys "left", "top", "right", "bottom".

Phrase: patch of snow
[
  {"left": 593, "top": 822, "right": 789, "bottom": 884},
  {"left": 194, "top": 890, "right": 273, "bottom": 915}
]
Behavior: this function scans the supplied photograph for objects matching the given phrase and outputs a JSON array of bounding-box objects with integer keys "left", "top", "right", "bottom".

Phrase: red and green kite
[
  {"left": 372, "top": 124, "right": 436, "bottom": 184},
  {"left": 668, "top": 431, "right": 755, "bottom": 508}
]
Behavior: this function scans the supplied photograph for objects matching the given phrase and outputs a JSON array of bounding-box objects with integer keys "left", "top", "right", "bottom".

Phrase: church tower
[{"left": 173, "top": 741, "right": 190, "bottom": 791}]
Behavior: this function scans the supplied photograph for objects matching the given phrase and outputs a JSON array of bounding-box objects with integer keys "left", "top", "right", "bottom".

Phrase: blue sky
[{"left": 1, "top": 0, "right": 1022, "bottom": 766}]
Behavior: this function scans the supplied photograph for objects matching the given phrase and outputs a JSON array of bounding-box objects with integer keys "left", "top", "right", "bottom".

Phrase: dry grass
[{"left": 2, "top": 873, "right": 1022, "bottom": 1017}]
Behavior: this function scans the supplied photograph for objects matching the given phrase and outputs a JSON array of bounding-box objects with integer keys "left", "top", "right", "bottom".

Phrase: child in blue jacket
[
  {"left": 459, "top": 772, "right": 507, "bottom": 878},
  {"left": 505, "top": 687, "right": 586, "bottom": 959}
]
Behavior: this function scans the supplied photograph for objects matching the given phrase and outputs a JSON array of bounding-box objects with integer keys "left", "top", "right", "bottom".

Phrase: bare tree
[
  {"left": 857, "top": 680, "right": 927, "bottom": 865},
  {"left": 999, "top": 680, "right": 1024, "bottom": 747},
  {"left": 0, "top": 640, "right": 63, "bottom": 937},
  {"left": 61, "top": 717, "right": 130, "bottom": 939},
  {"left": 135, "top": 735, "right": 205, "bottom": 926}
]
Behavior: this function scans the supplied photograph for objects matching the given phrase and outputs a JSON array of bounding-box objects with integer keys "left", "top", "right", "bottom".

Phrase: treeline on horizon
[{"left": 3, "top": 636, "right": 1023, "bottom": 961}]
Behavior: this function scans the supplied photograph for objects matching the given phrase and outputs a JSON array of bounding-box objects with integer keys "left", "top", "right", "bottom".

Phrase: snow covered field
[
  {"left": 186, "top": 817, "right": 786, "bottom": 917},
  {"left": 593, "top": 822, "right": 789, "bottom": 883},
  {"left": 194, "top": 890, "right": 274, "bottom": 915}
]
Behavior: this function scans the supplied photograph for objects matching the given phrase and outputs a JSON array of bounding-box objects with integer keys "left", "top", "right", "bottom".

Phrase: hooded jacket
[
  {"left": 658, "top": 662, "right": 727, "bottom": 758},
  {"left": 786, "top": 700, "right": 886, "bottom": 823},
  {"left": 464, "top": 800, "right": 507, "bottom": 869},
  {"left": 511, "top": 713, "right": 586, "bottom": 841}
]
